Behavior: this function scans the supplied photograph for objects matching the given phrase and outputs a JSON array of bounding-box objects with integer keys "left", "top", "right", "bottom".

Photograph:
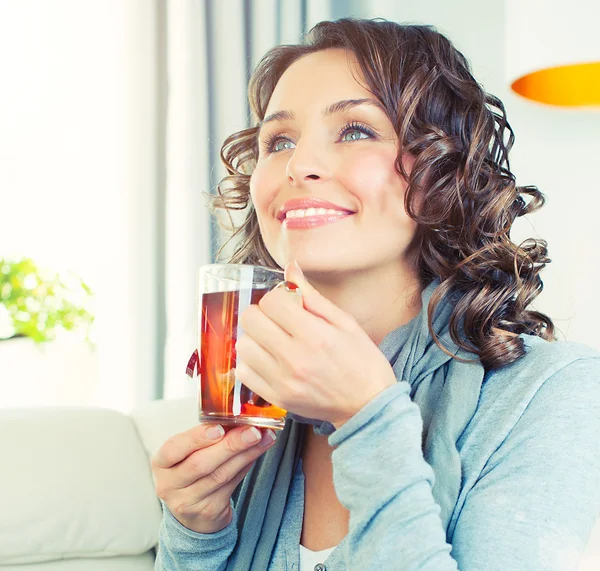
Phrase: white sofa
[
  {"left": 1, "top": 397, "right": 599, "bottom": 570},
  {"left": 0, "top": 397, "right": 198, "bottom": 570}
]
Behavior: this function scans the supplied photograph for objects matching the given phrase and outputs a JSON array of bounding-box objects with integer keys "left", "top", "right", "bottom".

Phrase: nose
[{"left": 285, "top": 139, "right": 331, "bottom": 187}]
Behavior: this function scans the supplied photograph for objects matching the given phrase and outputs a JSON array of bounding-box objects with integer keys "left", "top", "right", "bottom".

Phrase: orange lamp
[{"left": 506, "top": 0, "right": 600, "bottom": 107}]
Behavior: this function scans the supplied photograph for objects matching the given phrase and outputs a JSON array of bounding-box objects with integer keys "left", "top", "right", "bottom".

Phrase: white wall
[
  {"left": 350, "top": 0, "right": 600, "bottom": 349},
  {"left": 0, "top": 0, "right": 162, "bottom": 411}
]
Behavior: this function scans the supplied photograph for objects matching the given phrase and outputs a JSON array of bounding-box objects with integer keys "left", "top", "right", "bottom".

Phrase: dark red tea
[{"left": 199, "top": 288, "right": 287, "bottom": 428}]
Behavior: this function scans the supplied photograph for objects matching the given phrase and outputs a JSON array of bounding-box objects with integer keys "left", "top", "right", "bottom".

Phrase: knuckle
[
  {"left": 289, "top": 361, "right": 309, "bottom": 381},
  {"left": 208, "top": 464, "right": 231, "bottom": 487},
  {"left": 224, "top": 433, "right": 246, "bottom": 454},
  {"left": 314, "top": 335, "right": 333, "bottom": 352},
  {"left": 222, "top": 435, "right": 238, "bottom": 454},
  {"left": 187, "top": 453, "right": 209, "bottom": 478},
  {"left": 196, "top": 499, "right": 227, "bottom": 521},
  {"left": 170, "top": 500, "right": 191, "bottom": 517},
  {"left": 286, "top": 383, "right": 305, "bottom": 404},
  {"left": 154, "top": 482, "right": 168, "bottom": 500}
]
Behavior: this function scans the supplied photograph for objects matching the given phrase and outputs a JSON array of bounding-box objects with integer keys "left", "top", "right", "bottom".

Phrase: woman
[{"left": 153, "top": 19, "right": 600, "bottom": 570}]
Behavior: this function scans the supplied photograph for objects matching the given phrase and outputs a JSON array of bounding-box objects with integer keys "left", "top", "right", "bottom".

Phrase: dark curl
[{"left": 211, "top": 18, "right": 555, "bottom": 370}]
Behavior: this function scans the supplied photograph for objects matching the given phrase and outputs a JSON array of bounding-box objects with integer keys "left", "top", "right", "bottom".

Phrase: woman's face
[{"left": 250, "top": 48, "right": 418, "bottom": 279}]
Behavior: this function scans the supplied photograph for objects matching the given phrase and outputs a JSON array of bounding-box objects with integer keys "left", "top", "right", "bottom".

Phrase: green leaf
[{"left": 0, "top": 257, "right": 95, "bottom": 345}]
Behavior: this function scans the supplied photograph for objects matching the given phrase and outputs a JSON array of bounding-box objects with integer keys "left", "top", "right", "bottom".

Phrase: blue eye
[
  {"left": 261, "top": 135, "right": 295, "bottom": 154},
  {"left": 260, "top": 121, "right": 377, "bottom": 156},
  {"left": 341, "top": 129, "right": 370, "bottom": 142},
  {"left": 273, "top": 139, "right": 295, "bottom": 152},
  {"left": 339, "top": 122, "right": 376, "bottom": 142}
]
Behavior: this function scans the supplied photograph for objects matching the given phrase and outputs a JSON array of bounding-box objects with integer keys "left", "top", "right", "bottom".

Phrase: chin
[{"left": 285, "top": 257, "right": 358, "bottom": 278}]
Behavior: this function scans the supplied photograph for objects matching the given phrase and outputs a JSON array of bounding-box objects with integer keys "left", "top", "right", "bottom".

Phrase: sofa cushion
[{"left": 0, "top": 407, "right": 162, "bottom": 566}]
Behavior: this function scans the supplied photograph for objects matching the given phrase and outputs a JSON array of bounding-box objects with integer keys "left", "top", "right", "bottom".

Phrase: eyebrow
[{"left": 259, "top": 98, "right": 385, "bottom": 129}]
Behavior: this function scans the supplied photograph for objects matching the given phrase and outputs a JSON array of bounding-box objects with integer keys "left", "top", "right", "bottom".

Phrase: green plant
[{"left": 0, "top": 257, "right": 94, "bottom": 344}]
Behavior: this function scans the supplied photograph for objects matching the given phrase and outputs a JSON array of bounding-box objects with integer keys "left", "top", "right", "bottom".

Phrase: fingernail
[
  {"left": 241, "top": 426, "right": 262, "bottom": 444},
  {"left": 206, "top": 424, "right": 225, "bottom": 440},
  {"left": 262, "top": 429, "right": 277, "bottom": 445}
]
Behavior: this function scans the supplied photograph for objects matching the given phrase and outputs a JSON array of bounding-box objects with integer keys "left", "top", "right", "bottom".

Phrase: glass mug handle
[{"left": 186, "top": 349, "right": 199, "bottom": 378}]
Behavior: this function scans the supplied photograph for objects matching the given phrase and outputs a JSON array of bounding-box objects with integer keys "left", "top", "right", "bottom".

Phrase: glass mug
[{"left": 186, "top": 263, "right": 294, "bottom": 431}]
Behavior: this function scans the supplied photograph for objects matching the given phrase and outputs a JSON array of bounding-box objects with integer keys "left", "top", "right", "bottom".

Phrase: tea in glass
[{"left": 196, "top": 264, "right": 287, "bottom": 430}]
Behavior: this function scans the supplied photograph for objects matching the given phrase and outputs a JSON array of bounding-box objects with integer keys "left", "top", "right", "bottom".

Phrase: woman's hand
[
  {"left": 235, "top": 261, "right": 397, "bottom": 429},
  {"left": 152, "top": 424, "right": 277, "bottom": 534}
]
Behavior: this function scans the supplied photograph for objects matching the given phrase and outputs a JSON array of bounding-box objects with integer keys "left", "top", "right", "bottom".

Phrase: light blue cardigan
[{"left": 156, "top": 334, "right": 600, "bottom": 570}]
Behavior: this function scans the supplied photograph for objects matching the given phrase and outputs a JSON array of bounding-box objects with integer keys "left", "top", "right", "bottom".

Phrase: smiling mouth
[
  {"left": 284, "top": 207, "right": 349, "bottom": 219},
  {"left": 281, "top": 208, "right": 354, "bottom": 229}
]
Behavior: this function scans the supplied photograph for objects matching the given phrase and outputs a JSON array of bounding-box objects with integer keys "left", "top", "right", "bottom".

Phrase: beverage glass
[{"left": 195, "top": 263, "right": 287, "bottom": 430}]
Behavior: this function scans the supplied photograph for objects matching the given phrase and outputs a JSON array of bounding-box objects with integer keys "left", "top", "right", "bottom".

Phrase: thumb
[
  {"left": 283, "top": 259, "right": 306, "bottom": 289},
  {"left": 284, "top": 261, "right": 347, "bottom": 326}
]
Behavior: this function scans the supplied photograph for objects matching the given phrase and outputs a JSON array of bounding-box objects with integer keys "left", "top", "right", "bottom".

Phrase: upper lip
[{"left": 277, "top": 198, "right": 355, "bottom": 221}]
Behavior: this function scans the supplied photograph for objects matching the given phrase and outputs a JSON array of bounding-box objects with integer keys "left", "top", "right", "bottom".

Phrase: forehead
[{"left": 265, "top": 48, "right": 371, "bottom": 114}]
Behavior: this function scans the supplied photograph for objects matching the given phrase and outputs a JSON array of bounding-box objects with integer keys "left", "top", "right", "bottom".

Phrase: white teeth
[{"left": 285, "top": 208, "right": 347, "bottom": 219}]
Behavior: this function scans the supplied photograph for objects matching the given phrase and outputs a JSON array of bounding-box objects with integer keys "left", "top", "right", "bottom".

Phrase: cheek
[
  {"left": 249, "top": 164, "right": 276, "bottom": 220},
  {"left": 249, "top": 164, "right": 283, "bottom": 257},
  {"left": 339, "top": 149, "right": 408, "bottom": 209}
]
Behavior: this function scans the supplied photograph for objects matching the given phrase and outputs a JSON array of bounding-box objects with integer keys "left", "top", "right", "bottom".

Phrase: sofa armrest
[{"left": 129, "top": 396, "right": 197, "bottom": 458}]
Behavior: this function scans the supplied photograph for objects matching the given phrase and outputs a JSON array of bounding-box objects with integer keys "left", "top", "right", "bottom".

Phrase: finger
[
  {"left": 238, "top": 304, "right": 294, "bottom": 357},
  {"left": 197, "top": 430, "right": 276, "bottom": 495},
  {"left": 285, "top": 260, "right": 355, "bottom": 328},
  {"left": 208, "top": 461, "right": 254, "bottom": 502},
  {"left": 173, "top": 425, "right": 277, "bottom": 488},
  {"left": 235, "top": 360, "right": 282, "bottom": 409},
  {"left": 152, "top": 423, "right": 226, "bottom": 469},
  {"left": 183, "top": 461, "right": 255, "bottom": 524},
  {"left": 236, "top": 331, "right": 281, "bottom": 379},
  {"left": 166, "top": 462, "right": 253, "bottom": 527},
  {"left": 256, "top": 285, "right": 330, "bottom": 342}
]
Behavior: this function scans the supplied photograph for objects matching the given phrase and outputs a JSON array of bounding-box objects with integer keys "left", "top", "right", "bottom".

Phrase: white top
[{"left": 299, "top": 544, "right": 337, "bottom": 570}]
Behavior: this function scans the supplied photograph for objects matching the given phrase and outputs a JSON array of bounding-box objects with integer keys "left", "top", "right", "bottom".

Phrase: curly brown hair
[{"left": 210, "top": 18, "right": 555, "bottom": 370}]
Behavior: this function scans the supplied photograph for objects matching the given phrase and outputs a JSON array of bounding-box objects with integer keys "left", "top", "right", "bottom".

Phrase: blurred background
[{"left": 1, "top": 0, "right": 598, "bottom": 413}]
